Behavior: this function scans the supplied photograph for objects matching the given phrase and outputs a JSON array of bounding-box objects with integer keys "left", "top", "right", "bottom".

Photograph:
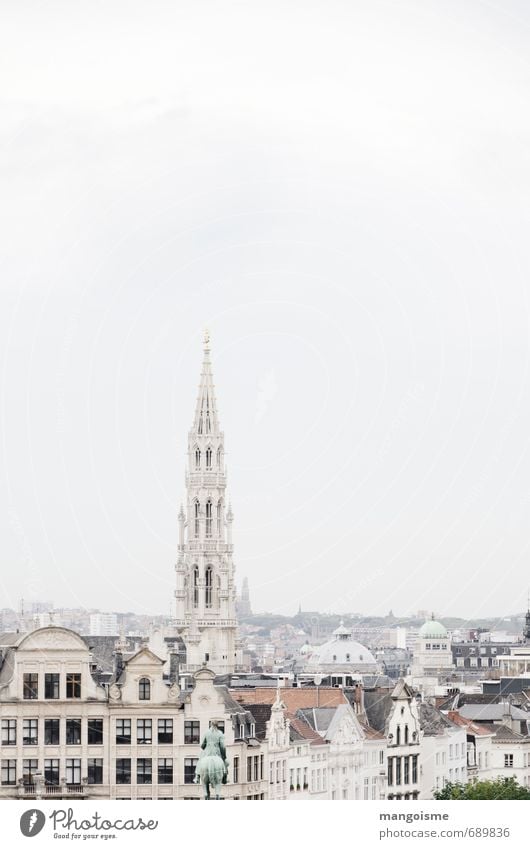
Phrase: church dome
[
  {"left": 309, "top": 621, "right": 377, "bottom": 670},
  {"left": 419, "top": 618, "right": 447, "bottom": 639}
]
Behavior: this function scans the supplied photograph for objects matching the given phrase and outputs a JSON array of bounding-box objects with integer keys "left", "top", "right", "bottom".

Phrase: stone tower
[{"left": 174, "top": 332, "right": 239, "bottom": 674}]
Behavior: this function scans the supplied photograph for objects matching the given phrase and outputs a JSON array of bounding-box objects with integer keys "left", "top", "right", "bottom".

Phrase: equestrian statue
[{"left": 194, "top": 720, "right": 229, "bottom": 799}]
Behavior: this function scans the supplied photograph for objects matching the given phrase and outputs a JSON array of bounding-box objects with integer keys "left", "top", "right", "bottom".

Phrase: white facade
[
  {"left": 0, "top": 627, "right": 266, "bottom": 800},
  {"left": 174, "top": 334, "right": 239, "bottom": 675},
  {"left": 89, "top": 614, "right": 118, "bottom": 636}
]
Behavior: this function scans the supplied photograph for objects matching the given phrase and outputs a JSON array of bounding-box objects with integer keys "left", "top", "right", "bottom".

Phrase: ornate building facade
[{"left": 174, "top": 334, "right": 239, "bottom": 675}]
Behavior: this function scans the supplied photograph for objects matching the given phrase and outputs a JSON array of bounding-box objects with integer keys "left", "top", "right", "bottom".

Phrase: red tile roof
[
  {"left": 447, "top": 711, "right": 495, "bottom": 736},
  {"left": 230, "top": 687, "right": 348, "bottom": 711},
  {"left": 287, "top": 712, "right": 326, "bottom": 746}
]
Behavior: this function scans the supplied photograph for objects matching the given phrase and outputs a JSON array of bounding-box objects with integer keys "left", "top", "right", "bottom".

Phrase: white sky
[{"left": 2, "top": 1, "right": 530, "bottom": 619}]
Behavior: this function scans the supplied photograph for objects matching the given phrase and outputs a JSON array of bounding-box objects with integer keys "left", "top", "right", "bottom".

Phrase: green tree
[{"left": 434, "top": 777, "right": 530, "bottom": 800}]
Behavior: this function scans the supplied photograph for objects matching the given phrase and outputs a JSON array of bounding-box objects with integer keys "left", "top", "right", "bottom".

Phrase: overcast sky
[{"left": 2, "top": 1, "right": 530, "bottom": 620}]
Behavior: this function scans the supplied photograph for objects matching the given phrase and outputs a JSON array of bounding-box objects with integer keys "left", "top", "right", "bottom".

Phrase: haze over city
[{"left": 2, "top": 1, "right": 530, "bottom": 618}]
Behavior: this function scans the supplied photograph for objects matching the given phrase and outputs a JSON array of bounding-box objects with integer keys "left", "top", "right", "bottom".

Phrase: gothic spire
[{"left": 192, "top": 328, "right": 220, "bottom": 437}]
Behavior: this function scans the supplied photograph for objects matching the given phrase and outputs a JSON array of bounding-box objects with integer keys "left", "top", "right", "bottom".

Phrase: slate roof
[
  {"left": 288, "top": 713, "right": 327, "bottom": 746},
  {"left": 362, "top": 688, "right": 394, "bottom": 734},
  {"left": 419, "top": 702, "right": 459, "bottom": 736},
  {"left": 0, "top": 632, "right": 24, "bottom": 646},
  {"left": 458, "top": 703, "right": 530, "bottom": 723}
]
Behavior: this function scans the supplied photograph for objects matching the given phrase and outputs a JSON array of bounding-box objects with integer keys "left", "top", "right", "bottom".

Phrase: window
[
  {"left": 233, "top": 756, "right": 239, "bottom": 783},
  {"left": 404, "top": 725, "right": 409, "bottom": 744},
  {"left": 205, "top": 566, "right": 213, "bottom": 608},
  {"left": 505, "top": 754, "right": 514, "bottom": 768},
  {"left": 387, "top": 757, "right": 393, "bottom": 786},
  {"left": 45, "top": 718, "right": 60, "bottom": 745},
  {"left": 116, "top": 759, "right": 131, "bottom": 784},
  {"left": 1, "top": 760, "right": 16, "bottom": 785},
  {"left": 193, "top": 565, "right": 199, "bottom": 606},
  {"left": 66, "top": 718, "right": 81, "bottom": 745},
  {"left": 137, "top": 758, "right": 152, "bottom": 785},
  {"left": 23, "top": 718, "right": 38, "bottom": 746},
  {"left": 194, "top": 501, "right": 200, "bottom": 538},
  {"left": 116, "top": 719, "right": 131, "bottom": 745},
  {"left": 217, "top": 501, "right": 222, "bottom": 536},
  {"left": 23, "top": 759, "right": 38, "bottom": 785},
  {"left": 404, "top": 756, "right": 410, "bottom": 784},
  {"left": 217, "top": 447, "right": 222, "bottom": 468},
  {"left": 23, "top": 672, "right": 38, "bottom": 700},
  {"left": 260, "top": 754, "right": 264, "bottom": 780},
  {"left": 88, "top": 758, "right": 103, "bottom": 784},
  {"left": 44, "top": 759, "right": 59, "bottom": 786},
  {"left": 205, "top": 500, "right": 212, "bottom": 537},
  {"left": 158, "top": 758, "right": 173, "bottom": 784},
  {"left": 139, "top": 678, "right": 151, "bottom": 701},
  {"left": 214, "top": 721, "right": 225, "bottom": 733},
  {"left": 195, "top": 447, "right": 201, "bottom": 469},
  {"left": 396, "top": 726, "right": 401, "bottom": 746},
  {"left": 45, "top": 673, "right": 60, "bottom": 699},
  {"left": 137, "top": 719, "right": 152, "bottom": 744},
  {"left": 184, "top": 758, "right": 198, "bottom": 784},
  {"left": 184, "top": 720, "right": 200, "bottom": 744},
  {"left": 206, "top": 447, "right": 212, "bottom": 469},
  {"left": 1, "top": 719, "right": 16, "bottom": 746},
  {"left": 253, "top": 755, "right": 259, "bottom": 781},
  {"left": 412, "top": 755, "right": 418, "bottom": 784},
  {"left": 88, "top": 718, "right": 103, "bottom": 745},
  {"left": 66, "top": 673, "right": 81, "bottom": 699},
  {"left": 247, "top": 756, "right": 252, "bottom": 782},
  {"left": 158, "top": 719, "right": 173, "bottom": 744},
  {"left": 396, "top": 757, "right": 402, "bottom": 785}
]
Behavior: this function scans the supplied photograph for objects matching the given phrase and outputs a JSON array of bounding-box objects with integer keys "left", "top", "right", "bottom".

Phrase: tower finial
[{"left": 203, "top": 327, "right": 210, "bottom": 350}]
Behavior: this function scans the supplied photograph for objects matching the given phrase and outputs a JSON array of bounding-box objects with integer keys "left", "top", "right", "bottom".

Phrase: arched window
[
  {"left": 205, "top": 499, "right": 212, "bottom": 538},
  {"left": 194, "top": 500, "right": 200, "bottom": 538},
  {"left": 194, "top": 447, "right": 201, "bottom": 469},
  {"left": 217, "top": 446, "right": 222, "bottom": 468},
  {"left": 206, "top": 413, "right": 211, "bottom": 433},
  {"left": 205, "top": 447, "right": 212, "bottom": 469},
  {"left": 198, "top": 416, "right": 203, "bottom": 434},
  {"left": 404, "top": 725, "right": 409, "bottom": 744},
  {"left": 396, "top": 725, "right": 401, "bottom": 746},
  {"left": 139, "top": 678, "right": 151, "bottom": 701},
  {"left": 216, "top": 500, "right": 222, "bottom": 536},
  {"left": 346, "top": 653, "right": 351, "bottom": 662},
  {"left": 205, "top": 566, "right": 213, "bottom": 608},
  {"left": 193, "top": 566, "right": 199, "bottom": 607}
]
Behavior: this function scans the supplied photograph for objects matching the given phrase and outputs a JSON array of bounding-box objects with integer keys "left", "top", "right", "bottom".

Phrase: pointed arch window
[
  {"left": 404, "top": 725, "right": 409, "bottom": 744},
  {"left": 396, "top": 725, "right": 401, "bottom": 746},
  {"left": 217, "top": 446, "right": 222, "bottom": 468},
  {"left": 205, "top": 447, "right": 212, "bottom": 469},
  {"left": 194, "top": 501, "right": 200, "bottom": 538},
  {"left": 194, "top": 447, "right": 201, "bottom": 470},
  {"left": 193, "top": 566, "right": 199, "bottom": 608},
  {"left": 216, "top": 501, "right": 222, "bottom": 537},
  {"left": 206, "top": 413, "right": 211, "bottom": 433},
  {"left": 198, "top": 417, "right": 203, "bottom": 434},
  {"left": 205, "top": 566, "right": 213, "bottom": 608},
  {"left": 205, "top": 500, "right": 212, "bottom": 538}
]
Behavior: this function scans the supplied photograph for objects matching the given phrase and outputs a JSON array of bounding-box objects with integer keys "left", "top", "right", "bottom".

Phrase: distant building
[
  {"left": 89, "top": 614, "right": 118, "bottom": 636},
  {"left": 237, "top": 577, "right": 252, "bottom": 619}
]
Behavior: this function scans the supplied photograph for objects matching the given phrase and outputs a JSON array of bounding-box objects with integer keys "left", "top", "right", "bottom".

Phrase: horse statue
[{"left": 194, "top": 720, "right": 229, "bottom": 799}]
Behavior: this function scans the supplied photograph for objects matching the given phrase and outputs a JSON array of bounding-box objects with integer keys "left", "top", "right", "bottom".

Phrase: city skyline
[{"left": 3, "top": 2, "right": 530, "bottom": 619}]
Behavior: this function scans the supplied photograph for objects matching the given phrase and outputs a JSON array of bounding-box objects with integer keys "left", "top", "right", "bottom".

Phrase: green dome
[{"left": 419, "top": 618, "right": 447, "bottom": 639}]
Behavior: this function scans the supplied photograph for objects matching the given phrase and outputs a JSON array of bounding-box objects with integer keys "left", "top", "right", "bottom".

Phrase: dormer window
[
  {"left": 239, "top": 724, "right": 245, "bottom": 740},
  {"left": 139, "top": 678, "right": 151, "bottom": 701}
]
